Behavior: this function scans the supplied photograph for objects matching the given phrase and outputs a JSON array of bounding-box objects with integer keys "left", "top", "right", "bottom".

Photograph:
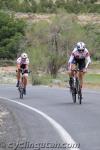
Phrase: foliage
[
  {"left": 26, "top": 14, "right": 90, "bottom": 78},
  {"left": 84, "top": 24, "right": 100, "bottom": 60},
  {"left": 0, "top": 12, "right": 26, "bottom": 59},
  {"left": 0, "top": 0, "right": 99, "bottom": 13}
]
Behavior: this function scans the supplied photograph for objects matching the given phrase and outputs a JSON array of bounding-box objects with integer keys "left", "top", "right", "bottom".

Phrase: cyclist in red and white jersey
[
  {"left": 16, "top": 53, "right": 29, "bottom": 94},
  {"left": 68, "top": 42, "right": 91, "bottom": 89}
]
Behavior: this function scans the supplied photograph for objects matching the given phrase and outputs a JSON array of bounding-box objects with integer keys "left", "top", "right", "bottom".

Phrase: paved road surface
[{"left": 0, "top": 85, "right": 100, "bottom": 150}]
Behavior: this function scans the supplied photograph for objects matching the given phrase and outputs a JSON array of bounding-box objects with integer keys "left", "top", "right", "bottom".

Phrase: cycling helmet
[
  {"left": 21, "top": 53, "right": 28, "bottom": 59},
  {"left": 77, "top": 42, "right": 85, "bottom": 52}
]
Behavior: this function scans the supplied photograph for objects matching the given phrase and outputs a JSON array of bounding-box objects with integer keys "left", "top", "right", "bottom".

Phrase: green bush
[
  {"left": 0, "top": 0, "right": 100, "bottom": 13},
  {"left": 0, "top": 12, "right": 26, "bottom": 59},
  {"left": 88, "top": 4, "right": 100, "bottom": 13},
  {"left": 0, "top": 59, "right": 15, "bottom": 67},
  {"left": 31, "top": 74, "right": 52, "bottom": 85},
  {"left": 31, "top": 74, "right": 42, "bottom": 85}
]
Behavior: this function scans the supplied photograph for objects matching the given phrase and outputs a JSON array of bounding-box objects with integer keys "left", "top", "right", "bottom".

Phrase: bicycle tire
[
  {"left": 78, "top": 86, "right": 82, "bottom": 104},
  {"left": 72, "top": 88, "right": 76, "bottom": 103},
  {"left": 20, "top": 88, "right": 23, "bottom": 99},
  {"left": 18, "top": 85, "right": 24, "bottom": 99},
  {"left": 71, "top": 77, "right": 76, "bottom": 103},
  {"left": 75, "top": 79, "right": 82, "bottom": 104}
]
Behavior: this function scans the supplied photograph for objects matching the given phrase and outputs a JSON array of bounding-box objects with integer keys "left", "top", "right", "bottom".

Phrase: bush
[
  {"left": 0, "top": 12, "right": 26, "bottom": 59},
  {"left": 88, "top": 4, "right": 100, "bottom": 13},
  {"left": 31, "top": 74, "right": 42, "bottom": 85},
  {"left": 0, "top": 59, "right": 15, "bottom": 67}
]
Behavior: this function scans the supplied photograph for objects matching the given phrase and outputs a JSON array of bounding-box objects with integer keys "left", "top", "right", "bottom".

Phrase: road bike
[
  {"left": 17, "top": 69, "right": 25, "bottom": 99},
  {"left": 70, "top": 69, "right": 82, "bottom": 104}
]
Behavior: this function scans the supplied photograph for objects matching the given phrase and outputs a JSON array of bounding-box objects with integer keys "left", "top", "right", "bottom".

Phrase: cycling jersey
[
  {"left": 17, "top": 57, "right": 29, "bottom": 74},
  {"left": 17, "top": 57, "right": 29, "bottom": 65},
  {"left": 68, "top": 48, "right": 91, "bottom": 70}
]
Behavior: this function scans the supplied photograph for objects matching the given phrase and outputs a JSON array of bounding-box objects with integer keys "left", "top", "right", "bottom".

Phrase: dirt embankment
[
  {"left": 77, "top": 14, "right": 100, "bottom": 25},
  {"left": 14, "top": 12, "right": 100, "bottom": 25},
  {"left": 15, "top": 13, "right": 54, "bottom": 23},
  {"left": 0, "top": 66, "right": 16, "bottom": 84}
]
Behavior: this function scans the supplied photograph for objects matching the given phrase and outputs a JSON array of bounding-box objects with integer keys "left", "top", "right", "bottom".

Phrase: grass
[
  {"left": 84, "top": 73, "right": 100, "bottom": 86},
  {"left": 0, "top": 65, "right": 100, "bottom": 89},
  {"left": 90, "top": 61, "right": 100, "bottom": 70},
  {"left": 85, "top": 74, "right": 100, "bottom": 83},
  {"left": 31, "top": 74, "right": 53, "bottom": 85},
  {"left": 31, "top": 72, "right": 100, "bottom": 89}
]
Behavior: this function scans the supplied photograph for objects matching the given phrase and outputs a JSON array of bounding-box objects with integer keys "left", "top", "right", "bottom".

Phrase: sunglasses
[{"left": 78, "top": 49, "right": 84, "bottom": 52}]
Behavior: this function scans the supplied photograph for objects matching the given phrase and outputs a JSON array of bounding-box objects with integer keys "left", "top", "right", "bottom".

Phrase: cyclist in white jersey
[
  {"left": 68, "top": 42, "right": 91, "bottom": 89},
  {"left": 16, "top": 53, "right": 29, "bottom": 94}
]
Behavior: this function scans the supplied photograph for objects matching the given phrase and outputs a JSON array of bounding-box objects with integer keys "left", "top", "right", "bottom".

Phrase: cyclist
[
  {"left": 68, "top": 42, "right": 91, "bottom": 89},
  {"left": 16, "top": 52, "right": 29, "bottom": 94}
]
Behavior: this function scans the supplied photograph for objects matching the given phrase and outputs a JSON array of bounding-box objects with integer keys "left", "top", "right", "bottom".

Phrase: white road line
[{"left": 0, "top": 96, "right": 80, "bottom": 150}]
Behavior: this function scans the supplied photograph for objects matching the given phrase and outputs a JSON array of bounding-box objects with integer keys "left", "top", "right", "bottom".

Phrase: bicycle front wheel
[
  {"left": 72, "top": 88, "right": 76, "bottom": 103},
  {"left": 19, "top": 88, "right": 24, "bottom": 99},
  {"left": 78, "top": 88, "right": 82, "bottom": 104}
]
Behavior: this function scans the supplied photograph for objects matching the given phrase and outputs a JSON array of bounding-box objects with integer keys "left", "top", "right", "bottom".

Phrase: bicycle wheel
[
  {"left": 18, "top": 85, "right": 24, "bottom": 99},
  {"left": 20, "top": 88, "right": 24, "bottom": 99},
  {"left": 70, "top": 77, "right": 76, "bottom": 103},
  {"left": 72, "top": 88, "right": 76, "bottom": 103},
  {"left": 78, "top": 86, "right": 82, "bottom": 104}
]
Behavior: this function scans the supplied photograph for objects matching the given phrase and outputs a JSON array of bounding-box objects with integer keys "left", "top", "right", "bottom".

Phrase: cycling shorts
[
  {"left": 72, "top": 58, "right": 86, "bottom": 71},
  {"left": 20, "top": 64, "right": 28, "bottom": 74}
]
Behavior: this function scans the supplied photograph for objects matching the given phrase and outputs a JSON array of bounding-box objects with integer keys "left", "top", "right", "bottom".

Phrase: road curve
[{"left": 0, "top": 85, "right": 100, "bottom": 150}]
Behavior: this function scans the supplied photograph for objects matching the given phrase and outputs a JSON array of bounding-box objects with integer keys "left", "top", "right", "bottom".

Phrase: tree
[
  {"left": 55, "top": 0, "right": 66, "bottom": 8},
  {"left": 31, "top": 0, "right": 37, "bottom": 12},
  {"left": 84, "top": 24, "right": 100, "bottom": 60},
  {"left": 37, "top": 0, "right": 55, "bottom": 13},
  {"left": 0, "top": 12, "right": 25, "bottom": 59},
  {"left": 0, "top": 0, "right": 19, "bottom": 10},
  {"left": 78, "top": 0, "right": 97, "bottom": 4}
]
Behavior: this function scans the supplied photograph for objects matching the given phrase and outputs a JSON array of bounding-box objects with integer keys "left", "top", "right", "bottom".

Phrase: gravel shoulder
[{"left": 0, "top": 103, "right": 22, "bottom": 150}]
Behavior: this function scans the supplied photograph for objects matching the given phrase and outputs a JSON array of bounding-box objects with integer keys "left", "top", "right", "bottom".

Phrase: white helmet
[
  {"left": 21, "top": 53, "right": 28, "bottom": 59},
  {"left": 77, "top": 42, "right": 85, "bottom": 51}
]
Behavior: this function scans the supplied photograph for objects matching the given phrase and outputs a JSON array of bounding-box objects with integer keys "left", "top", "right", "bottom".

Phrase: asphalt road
[{"left": 0, "top": 85, "right": 100, "bottom": 150}]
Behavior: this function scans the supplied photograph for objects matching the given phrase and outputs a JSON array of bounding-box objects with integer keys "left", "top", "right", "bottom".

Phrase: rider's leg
[
  {"left": 16, "top": 69, "right": 20, "bottom": 87},
  {"left": 68, "top": 71, "right": 73, "bottom": 86},
  {"left": 78, "top": 61, "right": 86, "bottom": 89},
  {"left": 23, "top": 76, "right": 27, "bottom": 88},
  {"left": 23, "top": 73, "right": 28, "bottom": 94},
  {"left": 78, "top": 71, "right": 85, "bottom": 89},
  {"left": 68, "top": 64, "right": 76, "bottom": 88}
]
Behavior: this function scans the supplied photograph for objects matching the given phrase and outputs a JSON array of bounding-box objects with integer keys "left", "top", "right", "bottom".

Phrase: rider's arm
[
  {"left": 16, "top": 64, "right": 20, "bottom": 70},
  {"left": 68, "top": 54, "right": 74, "bottom": 70},
  {"left": 68, "top": 49, "right": 76, "bottom": 70},
  {"left": 25, "top": 58, "right": 29, "bottom": 70},
  {"left": 16, "top": 57, "right": 21, "bottom": 70},
  {"left": 85, "top": 52, "right": 91, "bottom": 69}
]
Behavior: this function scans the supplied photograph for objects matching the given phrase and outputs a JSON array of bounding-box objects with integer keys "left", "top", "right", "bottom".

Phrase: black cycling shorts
[
  {"left": 20, "top": 64, "right": 28, "bottom": 74},
  {"left": 72, "top": 58, "right": 86, "bottom": 70}
]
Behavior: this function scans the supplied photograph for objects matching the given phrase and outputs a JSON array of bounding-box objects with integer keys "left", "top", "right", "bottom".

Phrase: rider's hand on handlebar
[
  {"left": 16, "top": 68, "right": 20, "bottom": 72},
  {"left": 83, "top": 68, "right": 87, "bottom": 73}
]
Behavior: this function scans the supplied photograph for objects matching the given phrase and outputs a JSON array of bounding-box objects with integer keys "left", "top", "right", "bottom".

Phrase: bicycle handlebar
[
  {"left": 16, "top": 69, "right": 31, "bottom": 74},
  {"left": 71, "top": 69, "right": 83, "bottom": 72}
]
